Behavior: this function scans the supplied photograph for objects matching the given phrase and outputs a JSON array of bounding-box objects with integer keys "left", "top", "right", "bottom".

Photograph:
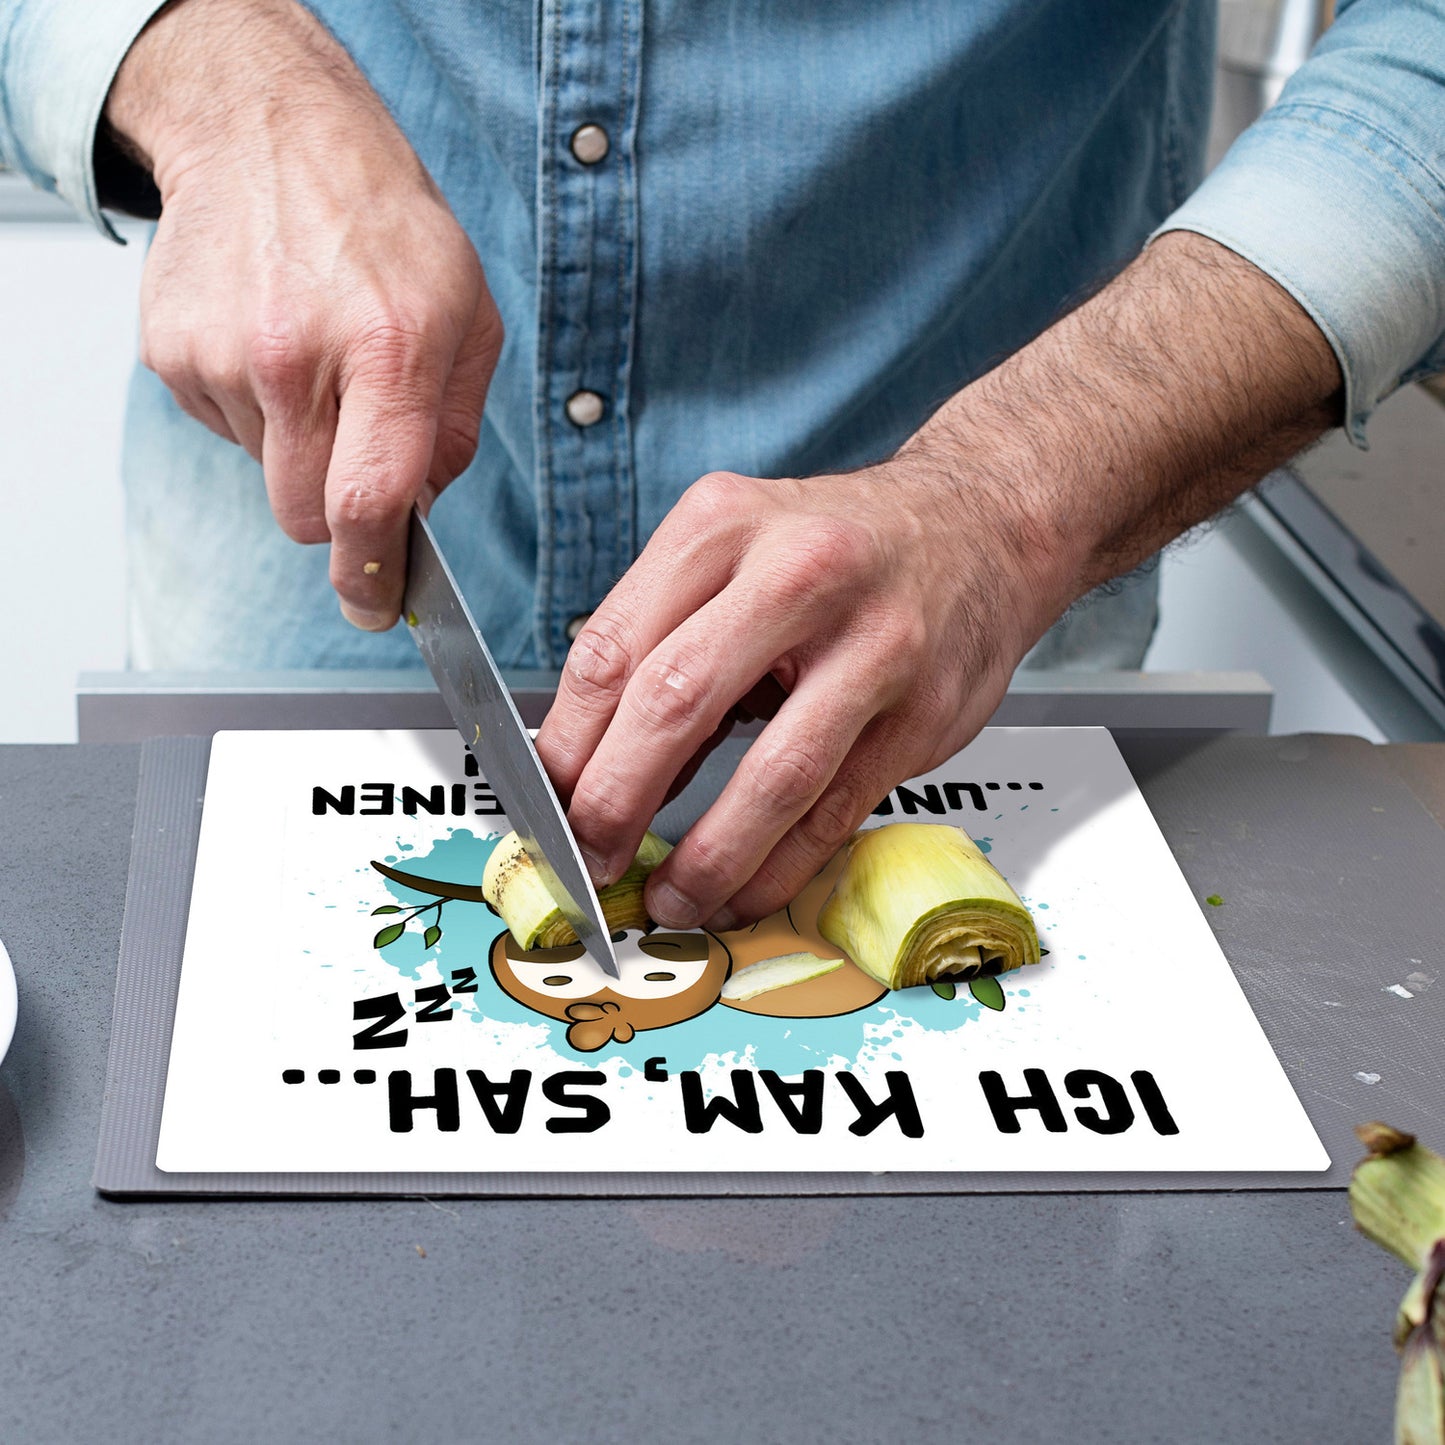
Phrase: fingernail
[
  {"left": 340, "top": 601, "right": 394, "bottom": 632},
  {"left": 581, "top": 849, "right": 613, "bottom": 889},
  {"left": 649, "top": 881, "right": 700, "bottom": 930},
  {"left": 706, "top": 907, "right": 739, "bottom": 934}
]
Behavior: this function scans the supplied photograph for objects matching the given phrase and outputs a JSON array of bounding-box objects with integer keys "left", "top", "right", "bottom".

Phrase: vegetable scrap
[
  {"left": 1351, "top": 1124, "right": 1445, "bottom": 1443},
  {"left": 721, "top": 952, "right": 844, "bottom": 1002}
]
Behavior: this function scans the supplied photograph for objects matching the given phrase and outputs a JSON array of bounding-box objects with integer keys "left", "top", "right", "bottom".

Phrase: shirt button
[
  {"left": 565, "top": 612, "right": 593, "bottom": 642},
  {"left": 569, "top": 123, "right": 610, "bottom": 165},
  {"left": 565, "top": 389, "right": 605, "bottom": 427}
]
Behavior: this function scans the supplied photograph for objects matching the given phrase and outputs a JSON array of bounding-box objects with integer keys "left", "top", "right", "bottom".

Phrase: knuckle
[
  {"left": 563, "top": 620, "right": 635, "bottom": 703},
  {"left": 680, "top": 470, "right": 754, "bottom": 527},
  {"left": 904, "top": 676, "right": 952, "bottom": 735},
  {"left": 475, "top": 305, "right": 505, "bottom": 359},
  {"left": 139, "top": 330, "right": 190, "bottom": 386},
  {"left": 795, "top": 784, "right": 867, "bottom": 857},
  {"left": 245, "top": 322, "right": 315, "bottom": 394},
  {"left": 271, "top": 496, "right": 330, "bottom": 545},
  {"left": 626, "top": 655, "right": 713, "bottom": 734},
  {"left": 567, "top": 776, "right": 633, "bottom": 838},
  {"left": 748, "top": 737, "right": 829, "bottom": 812},
  {"left": 325, "top": 474, "right": 411, "bottom": 533},
  {"left": 760, "top": 519, "right": 875, "bottom": 615},
  {"left": 432, "top": 416, "right": 481, "bottom": 482},
  {"left": 347, "top": 306, "right": 438, "bottom": 382},
  {"left": 790, "top": 516, "right": 873, "bottom": 580},
  {"left": 874, "top": 607, "right": 931, "bottom": 664},
  {"left": 676, "top": 830, "right": 749, "bottom": 901}
]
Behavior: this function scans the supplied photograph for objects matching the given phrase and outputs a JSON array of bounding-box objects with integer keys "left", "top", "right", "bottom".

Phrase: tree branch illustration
[{"left": 367, "top": 858, "right": 492, "bottom": 949}]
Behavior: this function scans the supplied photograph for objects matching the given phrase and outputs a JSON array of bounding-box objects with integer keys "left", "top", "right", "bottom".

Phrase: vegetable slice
[
  {"left": 817, "top": 822, "right": 1040, "bottom": 990},
  {"left": 482, "top": 829, "right": 672, "bottom": 948},
  {"left": 721, "top": 952, "right": 845, "bottom": 1002}
]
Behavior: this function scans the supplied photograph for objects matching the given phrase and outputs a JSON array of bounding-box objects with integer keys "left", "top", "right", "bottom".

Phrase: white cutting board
[{"left": 155, "top": 727, "right": 1328, "bottom": 1174}]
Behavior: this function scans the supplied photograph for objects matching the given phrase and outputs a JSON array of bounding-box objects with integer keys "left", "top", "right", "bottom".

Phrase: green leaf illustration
[
  {"left": 969, "top": 976, "right": 1006, "bottom": 1011},
  {"left": 373, "top": 923, "right": 406, "bottom": 949},
  {"left": 931, "top": 980, "right": 957, "bottom": 1000},
  {"left": 371, "top": 905, "right": 402, "bottom": 915},
  {"left": 424, "top": 925, "right": 442, "bottom": 949}
]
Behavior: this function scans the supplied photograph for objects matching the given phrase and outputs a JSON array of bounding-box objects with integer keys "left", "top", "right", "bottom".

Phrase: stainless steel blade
[{"left": 403, "top": 509, "right": 619, "bottom": 977}]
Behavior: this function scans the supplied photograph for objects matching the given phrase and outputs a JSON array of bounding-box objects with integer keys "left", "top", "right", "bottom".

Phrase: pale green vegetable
[
  {"left": 720, "top": 952, "right": 844, "bottom": 1002},
  {"left": 1351, "top": 1123, "right": 1445, "bottom": 1444},
  {"left": 817, "top": 823, "right": 1039, "bottom": 990},
  {"left": 482, "top": 828, "right": 671, "bottom": 948}
]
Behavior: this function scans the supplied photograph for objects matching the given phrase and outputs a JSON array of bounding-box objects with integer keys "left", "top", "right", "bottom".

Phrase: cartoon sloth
[
  {"left": 372, "top": 848, "right": 885, "bottom": 1053},
  {"left": 488, "top": 848, "right": 886, "bottom": 1051}
]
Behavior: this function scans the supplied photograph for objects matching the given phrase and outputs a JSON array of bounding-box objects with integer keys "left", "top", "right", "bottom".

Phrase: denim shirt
[{"left": 3, "top": 0, "right": 1443, "bottom": 671}]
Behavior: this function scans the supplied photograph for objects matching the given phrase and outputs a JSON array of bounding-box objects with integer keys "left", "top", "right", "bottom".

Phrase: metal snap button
[
  {"left": 565, "top": 390, "right": 605, "bottom": 427},
  {"left": 570, "top": 124, "right": 610, "bottom": 165}
]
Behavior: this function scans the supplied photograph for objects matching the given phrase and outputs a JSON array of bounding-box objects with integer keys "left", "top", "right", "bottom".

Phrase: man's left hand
[{"left": 534, "top": 454, "right": 1068, "bottom": 932}]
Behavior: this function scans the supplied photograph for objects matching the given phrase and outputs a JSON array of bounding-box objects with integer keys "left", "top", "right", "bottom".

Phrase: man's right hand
[{"left": 105, "top": 0, "right": 502, "bottom": 630}]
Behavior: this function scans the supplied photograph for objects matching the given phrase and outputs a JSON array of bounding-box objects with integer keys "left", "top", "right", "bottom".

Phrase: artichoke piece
[
  {"left": 1350, "top": 1124, "right": 1445, "bottom": 1445},
  {"left": 482, "top": 828, "right": 672, "bottom": 949},
  {"left": 721, "top": 951, "right": 844, "bottom": 1003},
  {"left": 817, "top": 822, "right": 1040, "bottom": 990}
]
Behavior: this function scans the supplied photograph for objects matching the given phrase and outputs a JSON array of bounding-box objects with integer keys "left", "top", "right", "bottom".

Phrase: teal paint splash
[{"left": 369, "top": 831, "right": 1007, "bottom": 1071}]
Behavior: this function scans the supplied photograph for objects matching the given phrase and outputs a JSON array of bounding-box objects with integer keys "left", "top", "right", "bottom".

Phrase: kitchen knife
[{"left": 403, "top": 507, "right": 620, "bottom": 978}]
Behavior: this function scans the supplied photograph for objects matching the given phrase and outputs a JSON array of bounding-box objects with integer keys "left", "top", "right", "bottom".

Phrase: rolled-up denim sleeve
[
  {"left": 0, "top": 0, "right": 169, "bottom": 239},
  {"left": 1153, "top": 0, "right": 1445, "bottom": 445}
]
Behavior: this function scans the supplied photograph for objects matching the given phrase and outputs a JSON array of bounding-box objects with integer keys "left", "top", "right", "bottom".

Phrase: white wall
[
  {"left": 1145, "top": 511, "right": 1386, "bottom": 741},
  {"left": 0, "top": 221, "right": 146, "bottom": 743}
]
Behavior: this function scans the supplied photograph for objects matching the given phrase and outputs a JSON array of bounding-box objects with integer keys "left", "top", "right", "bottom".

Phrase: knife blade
[{"left": 403, "top": 508, "right": 620, "bottom": 978}]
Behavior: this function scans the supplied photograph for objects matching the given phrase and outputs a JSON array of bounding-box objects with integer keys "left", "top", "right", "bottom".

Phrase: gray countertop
[{"left": 1, "top": 733, "right": 1440, "bottom": 1444}]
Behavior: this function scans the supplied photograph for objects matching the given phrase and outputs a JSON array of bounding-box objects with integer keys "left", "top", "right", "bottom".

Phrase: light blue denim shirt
[{"left": 2, "top": 0, "right": 1442, "bottom": 671}]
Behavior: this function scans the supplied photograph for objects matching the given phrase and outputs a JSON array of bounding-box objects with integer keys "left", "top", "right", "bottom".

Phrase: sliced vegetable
[
  {"left": 1351, "top": 1124, "right": 1445, "bottom": 1444},
  {"left": 721, "top": 952, "right": 845, "bottom": 1002},
  {"left": 817, "top": 822, "right": 1039, "bottom": 991},
  {"left": 482, "top": 828, "right": 672, "bottom": 948}
]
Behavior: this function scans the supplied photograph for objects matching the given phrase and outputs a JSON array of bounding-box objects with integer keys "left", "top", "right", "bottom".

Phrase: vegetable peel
[{"left": 721, "top": 952, "right": 844, "bottom": 1002}]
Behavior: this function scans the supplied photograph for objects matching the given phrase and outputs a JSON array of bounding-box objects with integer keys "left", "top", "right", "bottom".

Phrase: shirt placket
[{"left": 534, "top": 0, "right": 643, "bottom": 667}]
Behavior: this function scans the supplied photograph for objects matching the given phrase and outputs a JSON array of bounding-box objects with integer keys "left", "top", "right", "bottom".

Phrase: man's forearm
[
  {"left": 104, "top": 0, "right": 376, "bottom": 189},
  {"left": 904, "top": 230, "right": 1345, "bottom": 615}
]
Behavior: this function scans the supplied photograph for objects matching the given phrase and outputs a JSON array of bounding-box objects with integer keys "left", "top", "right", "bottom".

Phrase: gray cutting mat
[{"left": 94, "top": 730, "right": 1445, "bottom": 1196}]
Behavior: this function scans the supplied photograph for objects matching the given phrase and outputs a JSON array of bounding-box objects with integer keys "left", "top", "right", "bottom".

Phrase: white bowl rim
[{"left": 0, "top": 935, "right": 16, "bottom": 1065}]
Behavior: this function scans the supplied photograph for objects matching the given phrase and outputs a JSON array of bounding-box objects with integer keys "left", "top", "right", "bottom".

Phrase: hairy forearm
[
  {"left": 104, "top": 0, "right": 384, "bottom": 190},
  {"left": 906, "top": 231, "right": 1344, "bottom": 620}
]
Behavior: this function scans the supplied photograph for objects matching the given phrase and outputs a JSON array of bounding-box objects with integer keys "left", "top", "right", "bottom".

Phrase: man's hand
[
  {"left": 536, "top": 459, "right": 1069, "bottom": 935},
  {"left": 537, "top": 232, "right": 1344, "bottom": 931},
  {"left": 105, "top": 0, "right": 501, "bottom": 629}
]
